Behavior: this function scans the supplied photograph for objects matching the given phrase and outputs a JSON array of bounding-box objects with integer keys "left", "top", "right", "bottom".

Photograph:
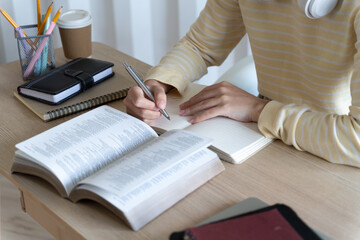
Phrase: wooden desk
[{"left": 1, "top": 42, "right": 360, "bottom": 240}]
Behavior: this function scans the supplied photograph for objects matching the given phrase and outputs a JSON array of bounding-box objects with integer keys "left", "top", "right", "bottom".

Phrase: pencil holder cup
[{"left": 15, "top": 24, "right": 56, "bottom": 80}]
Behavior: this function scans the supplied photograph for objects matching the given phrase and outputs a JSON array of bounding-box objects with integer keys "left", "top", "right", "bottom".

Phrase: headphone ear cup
[{"left": 297, "top": 0, "right": 338, "bottom": 19}]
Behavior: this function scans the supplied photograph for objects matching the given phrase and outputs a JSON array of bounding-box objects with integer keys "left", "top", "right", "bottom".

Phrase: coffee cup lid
[{"left": 57, "top": 9, "right": 92, "bottom": 29}]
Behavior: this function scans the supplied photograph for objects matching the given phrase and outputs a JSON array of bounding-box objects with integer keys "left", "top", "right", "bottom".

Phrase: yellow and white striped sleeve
[
  {"left": 145, "top": 0, "right": 246, "bottom": 94},
  {"left": 259, "top": 7, "right": 360, "bottom": 168}
]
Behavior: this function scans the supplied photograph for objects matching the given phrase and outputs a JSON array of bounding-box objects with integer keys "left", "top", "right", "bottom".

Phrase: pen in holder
[{"left": 15, "top": 24, "right": 55, "bottom": 80}]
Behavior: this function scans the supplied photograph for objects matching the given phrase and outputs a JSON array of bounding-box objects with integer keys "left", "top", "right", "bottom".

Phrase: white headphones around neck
[{"left": 297, "top": 0, "right": 338, "bottom": 19}]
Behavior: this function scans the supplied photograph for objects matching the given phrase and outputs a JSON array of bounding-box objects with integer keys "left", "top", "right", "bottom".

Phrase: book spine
[{"left": 44, "top": 88, "right": 129, "bottom": 121}]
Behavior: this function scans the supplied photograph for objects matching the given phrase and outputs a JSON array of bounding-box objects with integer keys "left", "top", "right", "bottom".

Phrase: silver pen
[{"left": 123, "top": 62, "right": 170, "bottom": 120}]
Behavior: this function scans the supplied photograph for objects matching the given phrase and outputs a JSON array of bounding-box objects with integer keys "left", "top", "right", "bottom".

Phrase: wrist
[
  {"left": 145, "top": 79, "right": 173, "bottom": 93},
  {"left": 252, "top": 99, "right": 270, "bottom": 122}
]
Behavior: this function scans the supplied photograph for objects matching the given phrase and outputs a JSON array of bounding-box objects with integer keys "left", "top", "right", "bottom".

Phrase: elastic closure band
[{"left": 64, "top": 69, "right": 94, "bottom": 91}]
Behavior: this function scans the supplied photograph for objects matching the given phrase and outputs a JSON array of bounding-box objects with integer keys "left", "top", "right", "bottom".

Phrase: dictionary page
[
  {"left": 76, "top": 129, "right": 213, "bottom": 208},
  {"left": 14, "top": 106, "right": 158, "bottom": 197},
  {"left": 71, "top": 129, "right": 222, "bottom": 230}
]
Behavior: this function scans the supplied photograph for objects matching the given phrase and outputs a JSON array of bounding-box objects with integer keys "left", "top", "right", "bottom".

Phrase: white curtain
[{"left": 0, "top": 0, "right": 251, "bottom": 85}]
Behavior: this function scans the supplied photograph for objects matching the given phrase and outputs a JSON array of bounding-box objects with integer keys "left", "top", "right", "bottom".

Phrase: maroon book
[
  {"left": 187, "top": 208, "right": 301, "bottom": 240},
  {"left": 170, "top": 204, "right": 321, "bottom": 240}
]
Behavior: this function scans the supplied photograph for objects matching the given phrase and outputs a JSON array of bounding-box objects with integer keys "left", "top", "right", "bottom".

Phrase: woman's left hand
[{"left": 179, "top": 81, "right": 269, "bottom": 124}]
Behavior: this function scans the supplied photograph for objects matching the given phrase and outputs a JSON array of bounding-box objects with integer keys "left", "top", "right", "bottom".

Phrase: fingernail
[
  {"left": 158, "top": 101, "right": 165, "bottom": 109},
  {"left": 179, "top": 110, "right": 185, "bottom": 116},
  {"left": 188, "top": 118, "right": 194, "bottom": 124},
  {"left": 179, "top": 103, "right": 184, "bottom": 109}
]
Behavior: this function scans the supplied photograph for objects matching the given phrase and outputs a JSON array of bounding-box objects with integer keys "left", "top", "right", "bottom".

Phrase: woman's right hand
[{"left": 124, "top": 79, "right": 172, "bottom": 125}]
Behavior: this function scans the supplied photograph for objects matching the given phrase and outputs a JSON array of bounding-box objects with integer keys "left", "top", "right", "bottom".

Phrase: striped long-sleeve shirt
[{"left": 146, "top": 0, "right": 360, "bottom": 168}]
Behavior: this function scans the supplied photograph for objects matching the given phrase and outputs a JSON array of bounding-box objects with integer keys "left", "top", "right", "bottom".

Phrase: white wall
[{"left": 0, "top": 0, "right": 250, "bottom": 85}]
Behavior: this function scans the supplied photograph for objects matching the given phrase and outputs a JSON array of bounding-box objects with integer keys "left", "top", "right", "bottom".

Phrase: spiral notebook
[{"left": 14, "top": 68, "right": 133, "bottom": 121}]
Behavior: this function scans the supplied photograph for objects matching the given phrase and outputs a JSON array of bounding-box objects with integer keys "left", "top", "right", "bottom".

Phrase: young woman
[{"left": 124, "top": 0, "right": 360, "bottom": 168}]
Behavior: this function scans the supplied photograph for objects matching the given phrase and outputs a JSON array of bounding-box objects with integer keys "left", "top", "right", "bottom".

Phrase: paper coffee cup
[{"left": 57, "top": 10, "right": 92, "bottom": 60}]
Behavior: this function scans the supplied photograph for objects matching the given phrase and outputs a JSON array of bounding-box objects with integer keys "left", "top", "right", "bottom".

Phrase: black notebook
[{"left": 17, "top": 58, "right": 115, "bottom": 105}]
